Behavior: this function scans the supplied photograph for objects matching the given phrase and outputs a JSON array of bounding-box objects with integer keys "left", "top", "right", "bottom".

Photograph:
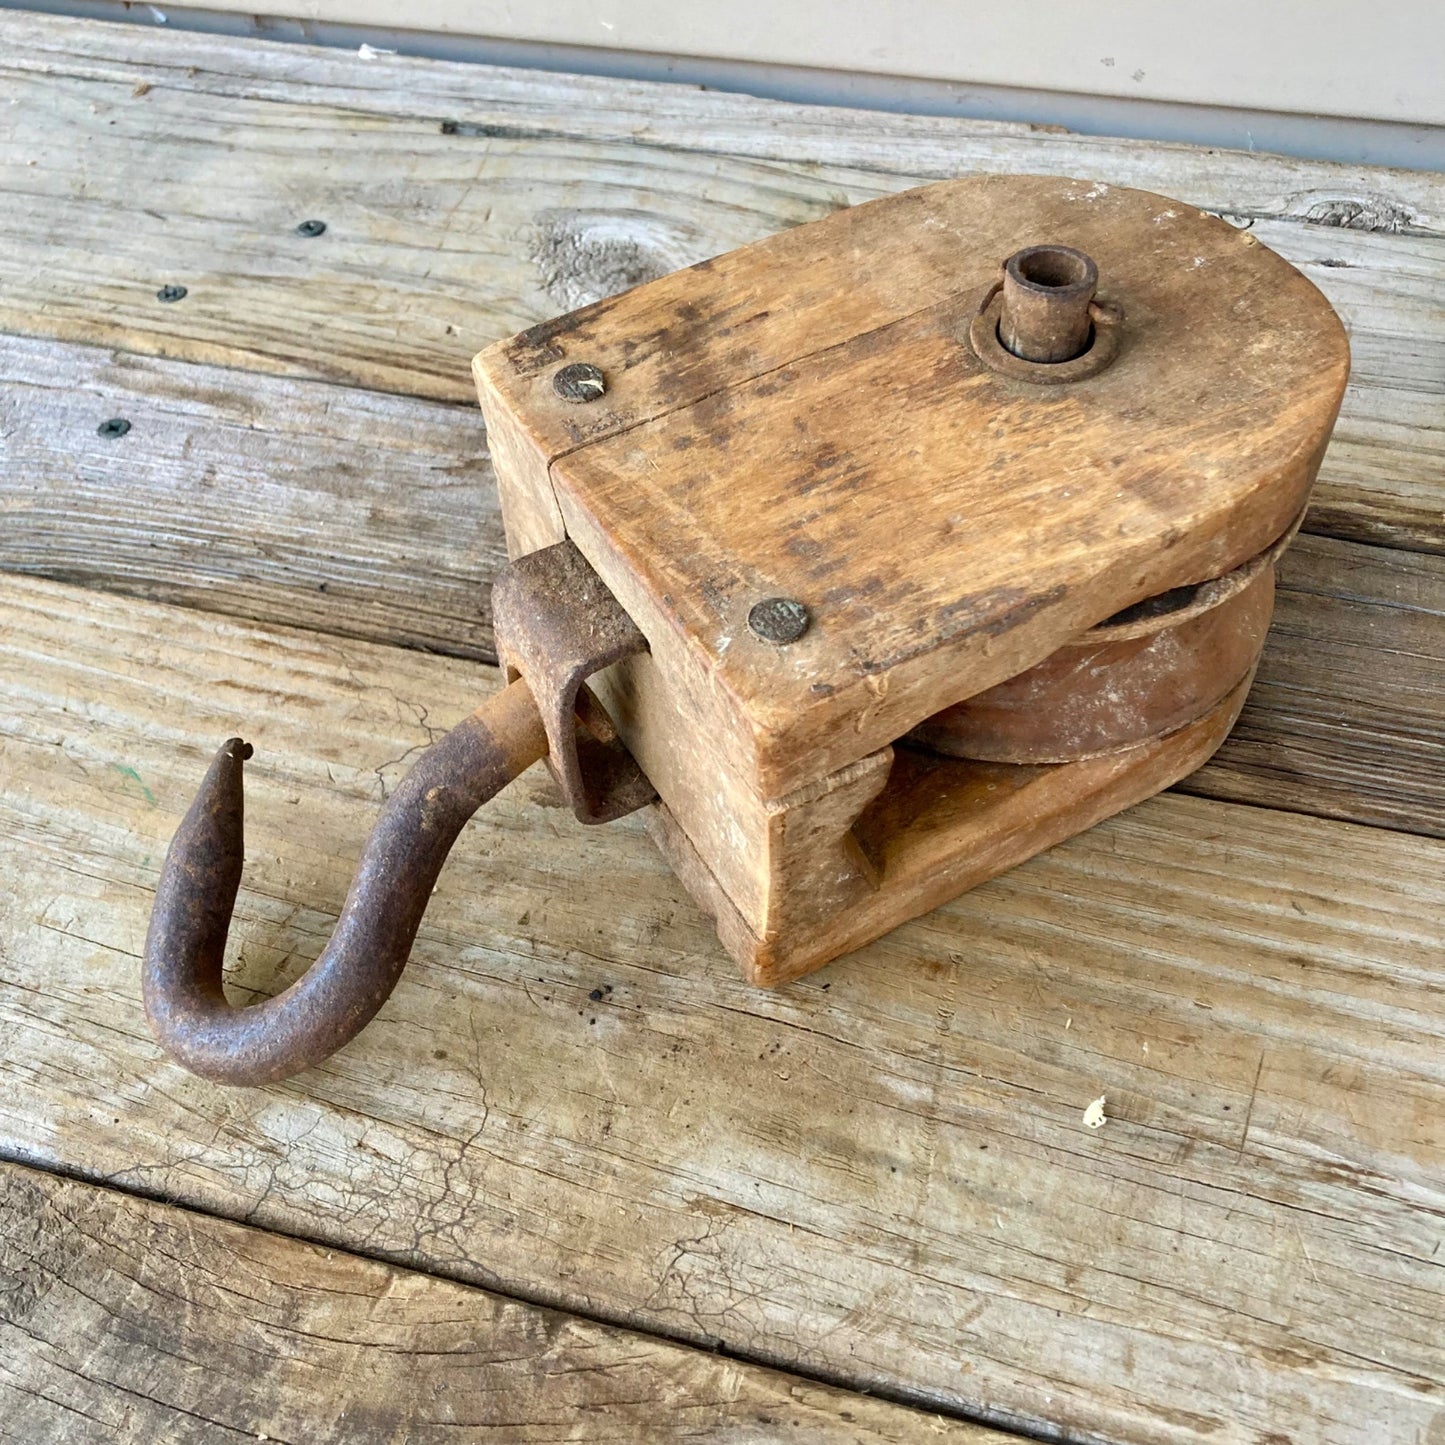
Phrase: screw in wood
[
  {"left": 97, "top": 418, "right": 131, "bottom": 439},
  {"left": 748, "top": 597, "right": 810, "bottom": 645},
  {"left": 295, "top": 219, "right": 327, "bottom": 238},
  {"left": 552, "top": 362, "right": 607, "bottom": 404},
  {"left": 156, "top": 284, "right": 188, "bottom": 303}
]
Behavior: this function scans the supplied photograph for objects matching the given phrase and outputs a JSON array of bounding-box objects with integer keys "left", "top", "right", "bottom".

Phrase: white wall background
[{"left": 182, "top": 0, "right": 1445, "bottom": 125}]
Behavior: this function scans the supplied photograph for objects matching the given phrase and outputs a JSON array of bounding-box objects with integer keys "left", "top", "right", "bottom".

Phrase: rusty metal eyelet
[{"left": 967, "top": 281, "right": 1124, "bottom": 384}]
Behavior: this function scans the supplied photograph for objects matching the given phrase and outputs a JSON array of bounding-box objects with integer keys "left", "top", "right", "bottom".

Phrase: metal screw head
[
  {"left": 295, "top": 219, "right": 327, "bottom": 238},
  {"left": 156, "top": 284, "right": 188, "bottom": 303},
  {"left": 97, "top": 418, "right": 131, "bottom": 439},
  {"left": 748, "top": 597, "right": 810, "bottom": 645},
  {"left": 552, "top": 362, "right": 607, "bottom": 404}
]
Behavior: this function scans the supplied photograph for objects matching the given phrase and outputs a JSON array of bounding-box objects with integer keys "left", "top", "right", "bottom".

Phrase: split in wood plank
[
  {"left": 0, "top": 574, "right": 1439, "bottom": 1445},
  {"left": 0, "top": 1162, "right": 991, "bottom": 1444},
  {"left": 0, "top": 13, "right": 1441, "bottom": 551},
  {"left": 4, "top": 333, "right": 1440, "bottom": 837}
]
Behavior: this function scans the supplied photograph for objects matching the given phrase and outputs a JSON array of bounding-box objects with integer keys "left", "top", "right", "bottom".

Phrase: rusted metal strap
[{"left": 492, "top": 539, "right": 656, "bottom": 825}]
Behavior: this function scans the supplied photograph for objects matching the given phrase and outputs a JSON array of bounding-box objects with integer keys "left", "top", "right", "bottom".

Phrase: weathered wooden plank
[
  {"left": 0, "top": 334, "right": 502, "bottom": 660},
  {"left": 5, "top": 333, "right": 1440, "bottom": 836},
  {"left": 0, "top": 14, "right": 1441, "bottom": 552},
  {"left": 0, "top": 574, "right": 1439, "bottom": 1445},
  {"left": 1182, "top": 534, "right": 1445, "bottom": 835},
  {"left": 0, "top": 1163, "right": 986, "bottom": 1445},
  {"left": 6, "top": 12, "right": 1445, "bottom": 232}
]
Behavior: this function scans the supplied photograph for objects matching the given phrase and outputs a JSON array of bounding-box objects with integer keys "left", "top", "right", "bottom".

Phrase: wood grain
[
  {"left": 5, "top": 13, "right": 1444, "bottom": 229},
  {"left": 1185, "top": 535, "right": 1445, "bottom": 834},
  {"left": 0, "top": 13, "right": 1441, "bottom": 552},
  {"left": 0, "top": 1162, "right": 983, "bottom": 1444},
  {"left": 656, "top": 674, "right": 1257, "bottom": 985},
  {"left": 0, "top": 574, "right": 1440, "bottom": 1445},
  {"left": 0, "top": 334, "right": 502, "bottom": 660},
  {"left": 4, "top": 333, "right": 1439, "bottom": 837}
]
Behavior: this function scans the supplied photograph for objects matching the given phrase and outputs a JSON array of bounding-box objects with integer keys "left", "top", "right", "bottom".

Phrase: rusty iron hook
[{"left": 143, "top": 678, "right": 547, "bottom": 1086}]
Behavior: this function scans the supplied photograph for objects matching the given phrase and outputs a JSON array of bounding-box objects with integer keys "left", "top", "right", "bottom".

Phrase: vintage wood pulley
[{"left": 143, "top": 175, "right": 1349, "bottom": 1083}]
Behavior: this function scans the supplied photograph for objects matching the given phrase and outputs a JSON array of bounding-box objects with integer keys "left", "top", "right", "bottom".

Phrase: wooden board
[
  {"left": 1185, "top": 534, "right": 1445, "bottom": 835},
  {"left": 4, "top": 333, "right": 1439, "bottom": 838},
  {"left": 0, "top": 1162, "right": 984, "bottom": 1444},
  {"left": 1, "top": 573, "right": 1440, "bottom": 1445},
  {"left": 0, "top": 334, "right": 502, "bottom": 660},
  {"left": 0, "top": 13, "right": 1441, "bottom": 553}
]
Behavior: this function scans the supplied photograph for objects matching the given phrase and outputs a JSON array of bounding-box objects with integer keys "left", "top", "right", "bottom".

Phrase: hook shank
[{"left": 143, "top": 678, "right": 547, "bottom": 1085}]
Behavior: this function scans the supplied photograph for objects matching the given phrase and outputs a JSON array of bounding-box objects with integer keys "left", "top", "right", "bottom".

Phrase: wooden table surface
[{"left": 0, "top": 14, "right": 1440, "bottom": 1443}]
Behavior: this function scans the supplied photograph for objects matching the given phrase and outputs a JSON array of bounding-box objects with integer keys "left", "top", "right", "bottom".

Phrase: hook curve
[{"left": 143, "top": 678, "right": 547, "bottom": 1085}]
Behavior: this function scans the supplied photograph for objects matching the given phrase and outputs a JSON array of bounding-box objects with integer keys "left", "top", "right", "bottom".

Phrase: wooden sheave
[{"left": 476, "top": 175, "right": 1349, "bottom": 985}]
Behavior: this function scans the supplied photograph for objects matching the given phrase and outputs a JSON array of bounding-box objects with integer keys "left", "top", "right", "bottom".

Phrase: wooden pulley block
[
  {"left": 474, "top": 174, "right": 1349, "bottom": 986},
  {"left": 140, "top": 174, "right": 1352, "bottom": 1085}
]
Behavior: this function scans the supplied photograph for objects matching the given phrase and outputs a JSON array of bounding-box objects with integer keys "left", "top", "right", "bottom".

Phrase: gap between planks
[{"left": 0, "top": 1160, "right": 1004, "bottom": 1444}]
